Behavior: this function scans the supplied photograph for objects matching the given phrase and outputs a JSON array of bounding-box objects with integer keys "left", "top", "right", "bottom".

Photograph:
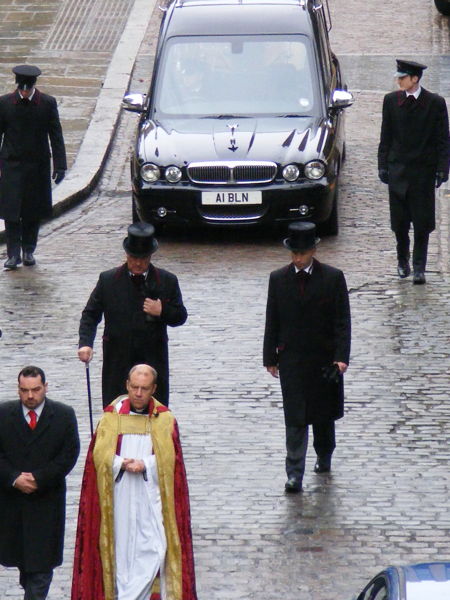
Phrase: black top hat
[
  {"left": 123, "top": 222, "right": 158, "bottom": 257},
  {"left": 283, "top": 221, "right": 320, "bottom": 252},
  {"left": 395, "top": 59, "right": 427, "bottom": 79},
  {"left": 13, "top": 65, "right": 42, "bottom": 90}
]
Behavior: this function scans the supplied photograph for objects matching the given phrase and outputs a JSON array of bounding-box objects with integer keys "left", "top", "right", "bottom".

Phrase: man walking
[
  {"left": 378, "top": 59, "right": 449, "bottom": 284},
  {"left": 263, "top": 222, "right": 351, "bottom": 493},
  {"left": 0, "top": 65, "right": 67, "bottom": 270},
  {"left": 0, "top": 366, "right": 79, "bottom": 599},
  {"left": 71, "top": 364, "right": 197, "bottom": 600},
  {"left": 78, "top": 222, "right": 188, "bottom": 407}
]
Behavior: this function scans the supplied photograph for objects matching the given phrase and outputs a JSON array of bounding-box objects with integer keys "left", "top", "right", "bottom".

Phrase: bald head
[
  {"left": 128, "top": 364, "right": 157, "bottom": 383},
  {"left": 126, "top": 364, "right": 158, "bottom": 412}
]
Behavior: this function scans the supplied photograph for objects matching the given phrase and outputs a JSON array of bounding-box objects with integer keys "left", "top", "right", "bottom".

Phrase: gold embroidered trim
[{"left": 93, "top": 398, "right": 183, "bottom": 600}]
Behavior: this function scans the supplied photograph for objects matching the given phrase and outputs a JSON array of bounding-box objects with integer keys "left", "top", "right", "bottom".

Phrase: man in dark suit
[
  {"left": 263, "top": 222, "right": 351, "bottom": 493},
  {"left": 378, "top": 59, "right": 449, "bottom": 285},
  {"left": 78, "top": 222, "right": 188, "bottom": 407},
  {"left": 0, "top": 65, "right": 67, "bottom": 270},
  {"left": 0, "top": 365, "right": 79, "bottom": 600}
]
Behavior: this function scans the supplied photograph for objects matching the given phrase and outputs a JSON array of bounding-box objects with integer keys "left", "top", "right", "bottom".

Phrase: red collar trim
[{"left": 103, "top": 397, "right": 169, "bottom": 415}]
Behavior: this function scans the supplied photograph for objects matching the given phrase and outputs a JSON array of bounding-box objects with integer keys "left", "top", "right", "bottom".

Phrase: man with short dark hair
[
  {"left": 263, "top": 222, "right": 351, "bottom": 493},
  {"left": 0, "top": 65, "right": 67, "bottom": 270},
  {"left": 72, "top": 364, "right": 197, "bottom": 600},
  {"left": 78, "top": 222, "right": 188, "bottom": 407},
  {"left": 0, "top": 366, "right": 79, "bottom": 600},
  {"left": 378, "top": 59, "right": 449, "bottom": 284}
]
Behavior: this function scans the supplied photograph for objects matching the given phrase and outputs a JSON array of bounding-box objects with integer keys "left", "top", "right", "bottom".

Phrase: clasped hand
[
  {"left": 14, "top": 472, "right": 38, "bottom": 494},
  {"left": 121, "top": 458, "right": 146, "bottom": 474}
]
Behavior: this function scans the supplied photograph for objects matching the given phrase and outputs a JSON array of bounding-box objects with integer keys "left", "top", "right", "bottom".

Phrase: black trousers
[
  {"left": 285, "top": 421, "right": 336, "bottom": 482},
  {"left": 5, "top": 219, "right": 40, "bottom": 258},
  {"left": 395, "top": 222, "right": 429, "bottom": 272},
  {"left": 19, "top": 570, "right": 53, "bottom": 600}
]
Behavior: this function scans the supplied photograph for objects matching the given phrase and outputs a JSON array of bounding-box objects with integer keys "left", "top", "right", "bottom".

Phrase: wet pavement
[{"left": 1, "top": 0, "right": 450, "bottom": 599}]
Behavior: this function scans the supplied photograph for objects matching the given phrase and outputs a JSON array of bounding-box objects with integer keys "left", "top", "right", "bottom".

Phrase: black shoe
[
  {"left": 314, "top": 456, "right": 331, "bottom": 473},
  {"left": 23, "top": 252, "right": 36, "bottom": 266},
  {"left": 413, "top": 271, "right": 426, "bottom": 285},
  {"left": 284, "top": 478, "right": 302, "bottom": 493},
  {"left": 397, "top": 262, "right": 411, "bottom": 278},
  {"left": 4, "top": 256, "right": 22, "bottom": 270}
]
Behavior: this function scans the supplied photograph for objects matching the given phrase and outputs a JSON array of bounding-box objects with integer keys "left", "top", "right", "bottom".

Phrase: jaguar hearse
[{"left": 123, "top": 0, "right": 353, "bottom": 233}]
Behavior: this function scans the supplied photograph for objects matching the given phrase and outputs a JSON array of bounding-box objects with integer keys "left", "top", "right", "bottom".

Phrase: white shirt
[
  {"left": 22, "top": 400, "right": 45, "bottom": 425},
  {"left": 18, "top": 88, "right": 36, "bottom": 101},
  {"left": 406, "top": 86, "right": 421, "bottom": 100},
  {"left": 294, "top": 262, "right": 313, "bottom": 275}
]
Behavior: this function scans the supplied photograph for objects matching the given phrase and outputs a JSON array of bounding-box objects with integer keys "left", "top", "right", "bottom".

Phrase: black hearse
[{"left": 123, "top": 0, "right": 353, "bottom": 234}]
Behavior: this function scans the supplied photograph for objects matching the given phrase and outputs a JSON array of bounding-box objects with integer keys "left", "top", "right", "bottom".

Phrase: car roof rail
[{"left": 170, "top": 0, "right": 331, "bottom": 25}]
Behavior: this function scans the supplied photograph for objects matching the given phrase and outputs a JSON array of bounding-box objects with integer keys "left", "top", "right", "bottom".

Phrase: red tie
[{"left": 28, "top": 410, "right": 37, "bottom": 430}]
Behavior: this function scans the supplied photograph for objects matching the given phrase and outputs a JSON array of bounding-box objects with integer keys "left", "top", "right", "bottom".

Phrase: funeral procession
[{"left": 0, "top": 0, "right": 449, "bottom": 599}]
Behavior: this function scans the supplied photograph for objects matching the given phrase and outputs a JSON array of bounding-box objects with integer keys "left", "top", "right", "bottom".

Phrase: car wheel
[
  {"left": 435, "top": 0, "right": 450, "bottom": 14},
  {"left": 318, "top": 185, "right": 339, "bottom": 236}
]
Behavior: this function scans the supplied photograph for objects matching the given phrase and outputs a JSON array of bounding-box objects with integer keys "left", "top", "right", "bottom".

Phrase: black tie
[
  {"left": 130, "top": 274, "right": 146, "bottom": 295},
  {"left": 297, "top": 270, "right": 310, "bottom": 295},
  {"left": 403, "top": 94, "right": 416, "bottom": 108}
]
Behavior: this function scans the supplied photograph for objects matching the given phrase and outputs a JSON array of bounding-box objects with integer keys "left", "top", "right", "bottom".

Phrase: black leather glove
[
  {"left": 321, "top": 364, "right": 341, "bottom": 384},
  {"left": 52, "top": 169, "right": 65, "bottom": 184},
  {"left": 435, "top": 171, "right": 446, "bottom": 189},
  {"left": 378, "top": 169, "right": 389, "bottom": 184}
]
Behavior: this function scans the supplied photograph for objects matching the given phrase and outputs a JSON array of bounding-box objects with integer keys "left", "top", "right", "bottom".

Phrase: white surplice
[{"left": 112, "top": 411, "right": 167, "bottom": 600}]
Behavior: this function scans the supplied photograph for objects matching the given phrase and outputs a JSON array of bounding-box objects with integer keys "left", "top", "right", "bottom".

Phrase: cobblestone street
[{"left": 1, "top": 0, "right": 450, "bottom": 599}]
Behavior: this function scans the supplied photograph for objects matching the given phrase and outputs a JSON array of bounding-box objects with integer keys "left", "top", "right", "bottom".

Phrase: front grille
[
  {"left": 187, "top": 161, "right": 277, "bottom": 185},
  {"left": 198, "top": 203, "right": 267, "bottom": 221}
]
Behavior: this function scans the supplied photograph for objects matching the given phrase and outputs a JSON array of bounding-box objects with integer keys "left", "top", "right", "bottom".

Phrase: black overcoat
[
  {"left": 0, "top": 89, "right": 67, "bottom": 221},
  {"left": 378, "top": 88, "right": 449, "bottom": 234},
  {"left": 79, "top": 263, "right": 188, "bottom": 406},
  {"left": 263, "top": 259, "right": 351, "bottom": 427},
  {"left": 0, "top": 398, "right": 79, "bottom": 572}
]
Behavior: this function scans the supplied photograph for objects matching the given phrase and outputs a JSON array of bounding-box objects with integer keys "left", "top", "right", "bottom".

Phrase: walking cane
[{"left": 85, "top": 364, "right": 94, "bottom": 438}]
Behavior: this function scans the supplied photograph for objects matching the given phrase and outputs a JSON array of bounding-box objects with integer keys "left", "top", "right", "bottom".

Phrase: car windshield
[{"left": 154, "top": 34, "right": 317, "bottom": 118}]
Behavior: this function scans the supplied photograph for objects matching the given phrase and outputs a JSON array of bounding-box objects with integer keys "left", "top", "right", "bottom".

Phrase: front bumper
[{"left": 132, "top": 180, "right": 335, "bottom": 227}]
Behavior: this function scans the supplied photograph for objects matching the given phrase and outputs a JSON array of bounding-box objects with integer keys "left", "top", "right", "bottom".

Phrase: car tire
[
  {"left": 435, "top": 0, "right": 450, "bottom": 14},
  {"left": 132, "top": 199, "right": 140, "bottom": 223},
  {"left": 318, "top": 185, "right": 339, "bottom": 236}
]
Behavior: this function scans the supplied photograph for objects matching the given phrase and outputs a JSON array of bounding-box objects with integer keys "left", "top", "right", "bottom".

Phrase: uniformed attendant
[
  {"left": 378, "top": 59, "right": 449, "bottom": 284},
  {"left": 263, "top": 222, "right": 351, "bottom": 493},
  {"left": 0, "top": 65, "right": 67, "bottom": 270}
]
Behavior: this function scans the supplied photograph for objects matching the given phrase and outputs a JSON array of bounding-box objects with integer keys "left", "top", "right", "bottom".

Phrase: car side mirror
[
  {"left": 122, "top": 93, "right": 146, "bottom": 113},
  {"left": 329, "top": 89, "right": 354, "bottom": 111}
]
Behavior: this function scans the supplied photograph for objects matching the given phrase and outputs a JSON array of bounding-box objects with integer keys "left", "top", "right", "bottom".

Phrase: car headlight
[
  {"left": 165, "top": 165, "right": 182, "bottom": 183},
  {"left": 282, "top": 164, "right": 300, "bottom": 182},
  {"left": 304, "top": 160, "right": 326, "bottom": 180},
  {"left": 140, "top": 163, "right": 161, "bottom": 183}
]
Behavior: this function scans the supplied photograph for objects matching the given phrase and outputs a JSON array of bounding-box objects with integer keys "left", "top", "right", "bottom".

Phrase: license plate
[{"left": 201, "top": 191, "right": 262, "bottom": 205}]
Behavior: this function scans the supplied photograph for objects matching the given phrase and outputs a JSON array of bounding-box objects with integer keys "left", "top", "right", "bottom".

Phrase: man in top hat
[
  {"left": 378, "top": 59, "right": 449, "bottom": 284},
  {"left": 263, "top": 222, "right": 351, "bottom": 492},
  {"left": 78, "top": 222, "right": 188, "bottom": 407},
  {"left": 0, "top": 65, "right": 67, "bottom": 270}
]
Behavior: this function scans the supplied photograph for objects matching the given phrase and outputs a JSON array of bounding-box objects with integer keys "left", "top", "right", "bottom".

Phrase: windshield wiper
[{"left": 277, "top": 114, "right": 307, "bottom": 118}]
